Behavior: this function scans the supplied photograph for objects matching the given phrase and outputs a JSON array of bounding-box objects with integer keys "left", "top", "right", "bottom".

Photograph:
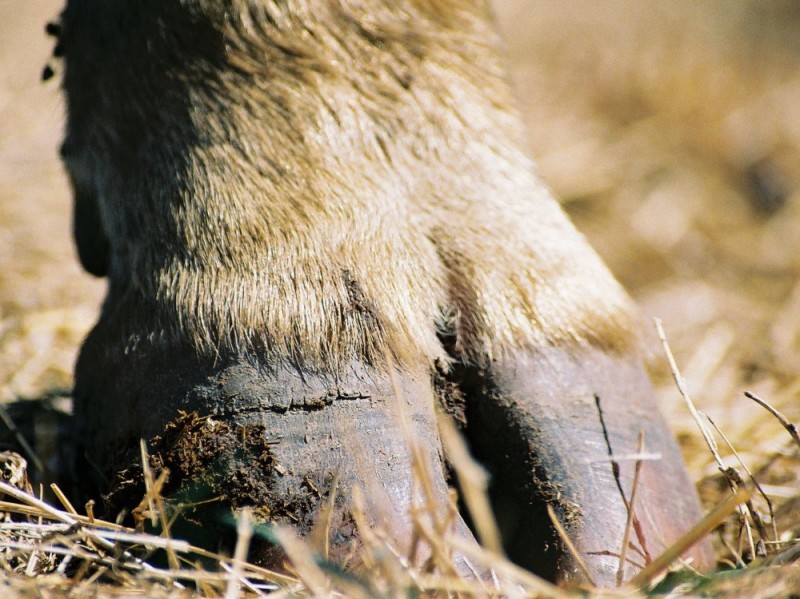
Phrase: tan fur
[{"left": 61, "top": 0, "right": 637, "bottom": 370}]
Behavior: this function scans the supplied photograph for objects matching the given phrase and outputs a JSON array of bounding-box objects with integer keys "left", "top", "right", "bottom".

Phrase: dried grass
[{"left": 0, "top": 439, "right": 570, "bottom": 598}]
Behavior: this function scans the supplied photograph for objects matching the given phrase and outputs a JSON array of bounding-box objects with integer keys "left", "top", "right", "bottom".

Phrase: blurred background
[
  {"left": 0, "top": 1, "right": 103, "bottom": 402},
  {"left": 1, "top": 0, "right": 799, "bottom": 543},
  {"left": 495, "top": 1, "right": 800, "bottom": 485}
]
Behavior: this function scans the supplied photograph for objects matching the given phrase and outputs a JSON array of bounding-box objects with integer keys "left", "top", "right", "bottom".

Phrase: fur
[{"left": 60, "top": 0, "right": 637, "bottom": 370}]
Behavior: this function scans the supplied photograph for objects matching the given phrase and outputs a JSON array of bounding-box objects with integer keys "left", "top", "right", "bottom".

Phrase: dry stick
[
  {"left": 0, "top": 479, "right": 185, "bottom": 586},
  {"left": 446, "top": 535, "right": 571, "bottom": 599},
  {"left": 730, "top": 469, "right": 758, "bottom": 562},
  {"left": 406, "top": 481, "right": 424, "bottom": 570},
  {"left": 0, "top": 540, "right": 107, "bottom": 564},
  {"left": 685, "top": 414, "right": 757, "bottom": 559},
  {"left": 24, "top": 542, "right": 39, "bottom": 576},
  {"left": 740, "top": 388, "right": 800, "bottom": 547},
  {"left": 98, "top": 526, "right": 296, "bottom": 587},
  {"left": 413, "top": 574, "right": 505, "bottom": 596},
  {"left": 595, "top": 394, "right": 651, "bottom": 563},
  {"left": 0, "top": 479, "right": 78, "bottom": 527},
  {"left": 352, "top": 484, "right": 421, "bottom": 594},
  {"left": 224, "top": 508, "right": 253, "bottom": 599},
  {"left": 617, "top": 430, "right": 646, "bottom": 586},
  {"left": 654, "top": 318, "right": 755, "bottom": 555},
  {"left": 408, "top": 508, "right": 450, "bottom": 580},
  {"left": 371, "top": 527, "right": 427, "bottom": 593},
  {"left": 0, "top": 500, "right": 119, "bottom": 528},
  {"left": 26, "top": 525, "right": 200, "bottom": 583},
  {"left": 413, "top": 516, "right": 471, "bottom": 584},
  {"left": 56, "top": 551, "right": 73, "bottom": 576},
  {"left": 50, "top": 482, "right": 78, "bottom": 516},
  {"left": 85, "top": 499, "right": 96, "bottom": 523},
  {"left": 734, "top": 487, "right": 756, "bottom": 563},
  {"left": 0, "top": 521, "right": 69, "bottom": 532},
  {"left": 352, "top": 485, "right": 393, "bottom": 582},
  {"left": 139, "top": 439, "right": 179, "bottom": 570},
  {"left": 230, "top": 560, "right": 297, "bottom": 588},
  {"left": 81, "top": 529, "right": 191, "bottom": 552},
  {"left": 74, "top": 564, "right": 109, "bottom": 593},
  {"left": 322, "top": 476, "right": 338, "bottom": 561},
  {"left": 546, "top": 504, "right": 597, "bottom": 587},
  {"left": 442, "top": 488, "right": 459, "bottom": 543},
  {"left": 411, "top": 502, "right": 462, "bottom": 580},
  {"left": 1, "top": 540, "right": 169, "bottom": 580},
  {"left": 720, "top": 536, "right": 747, "bottom": 569},
  {"left": 385, "top": 351, "right": 463, "bottom": 580},
  {"left": 348, "top": 486, "right": 378, "bottom": 573},
  {"left": 438, "top": 414, "right": 504, "bottom": 556},
  {"left": 706, "top": 416, "right": 776, "bottom": 549},
  {"left": 208, "top": 551, "right": 296, "bottom": 587},
  {"left": 273, "top": 527, "right": 330, "bottom": 597},
  {"left": 654, "top": 319, "right": 723, "bottom": 466},
  {"left": 139, "top": 438, "right": 159, "bottom": 528},
  {"left": 457, "top": 555, "right": 488, "bottom": 593},
  {"left": 3, "top": 528, "right": 161, "bottom": 584},
  {"left": 219, "top": 562, "right": 272, "bottom": 598},
  {"left": 628, "top": 488, "right": 751, "bottom": 589},
  {"left": 19, "top": 536, "right": 270, "bottom": 589},
  {"left": 386, "top": 358, "right": 440, "bottom": 527},
  {"left": 745, "top": 391, "right": 800, "bottom": 449}
]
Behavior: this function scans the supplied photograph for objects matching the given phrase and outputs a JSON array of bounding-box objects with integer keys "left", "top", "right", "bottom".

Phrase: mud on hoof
[
  {"left": 75, "top": 350, "right": 473, "bottom": 571},
  {"left": 104, "top": 411, "right": 352, "bottom": 565}
]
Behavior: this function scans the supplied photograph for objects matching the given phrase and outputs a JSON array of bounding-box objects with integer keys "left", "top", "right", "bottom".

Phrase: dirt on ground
[{"left": 1, "top": 1, "right": 799, "bottom": 595}]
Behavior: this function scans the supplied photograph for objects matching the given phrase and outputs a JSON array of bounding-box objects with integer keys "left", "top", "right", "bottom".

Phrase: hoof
[
  {"left": 73, "top": 344, "right": 477, "bottom": 572},
  {"left": 459, "top": 345, "right": 715, "bottom": 586}
]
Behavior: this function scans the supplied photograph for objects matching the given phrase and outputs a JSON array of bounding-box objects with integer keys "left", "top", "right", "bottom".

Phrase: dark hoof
[
  {"left": 459, "top": 345, "right": 715, "bottom": 586},
  {"left": 75, "top": 339, "right": 712, "bottom": 586},
  {"left": 74, "top": 345, "right": 476, "bottom": 571}
]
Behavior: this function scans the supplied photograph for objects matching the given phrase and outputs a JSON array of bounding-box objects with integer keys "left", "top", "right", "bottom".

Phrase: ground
[{"left": 1, "top": 1, "right": 799, "bottom": 596}]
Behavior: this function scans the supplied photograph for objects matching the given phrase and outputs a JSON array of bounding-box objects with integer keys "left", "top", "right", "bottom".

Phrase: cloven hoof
[{"left": 58, "top": 0, "right": 714, "bottom": 587}]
